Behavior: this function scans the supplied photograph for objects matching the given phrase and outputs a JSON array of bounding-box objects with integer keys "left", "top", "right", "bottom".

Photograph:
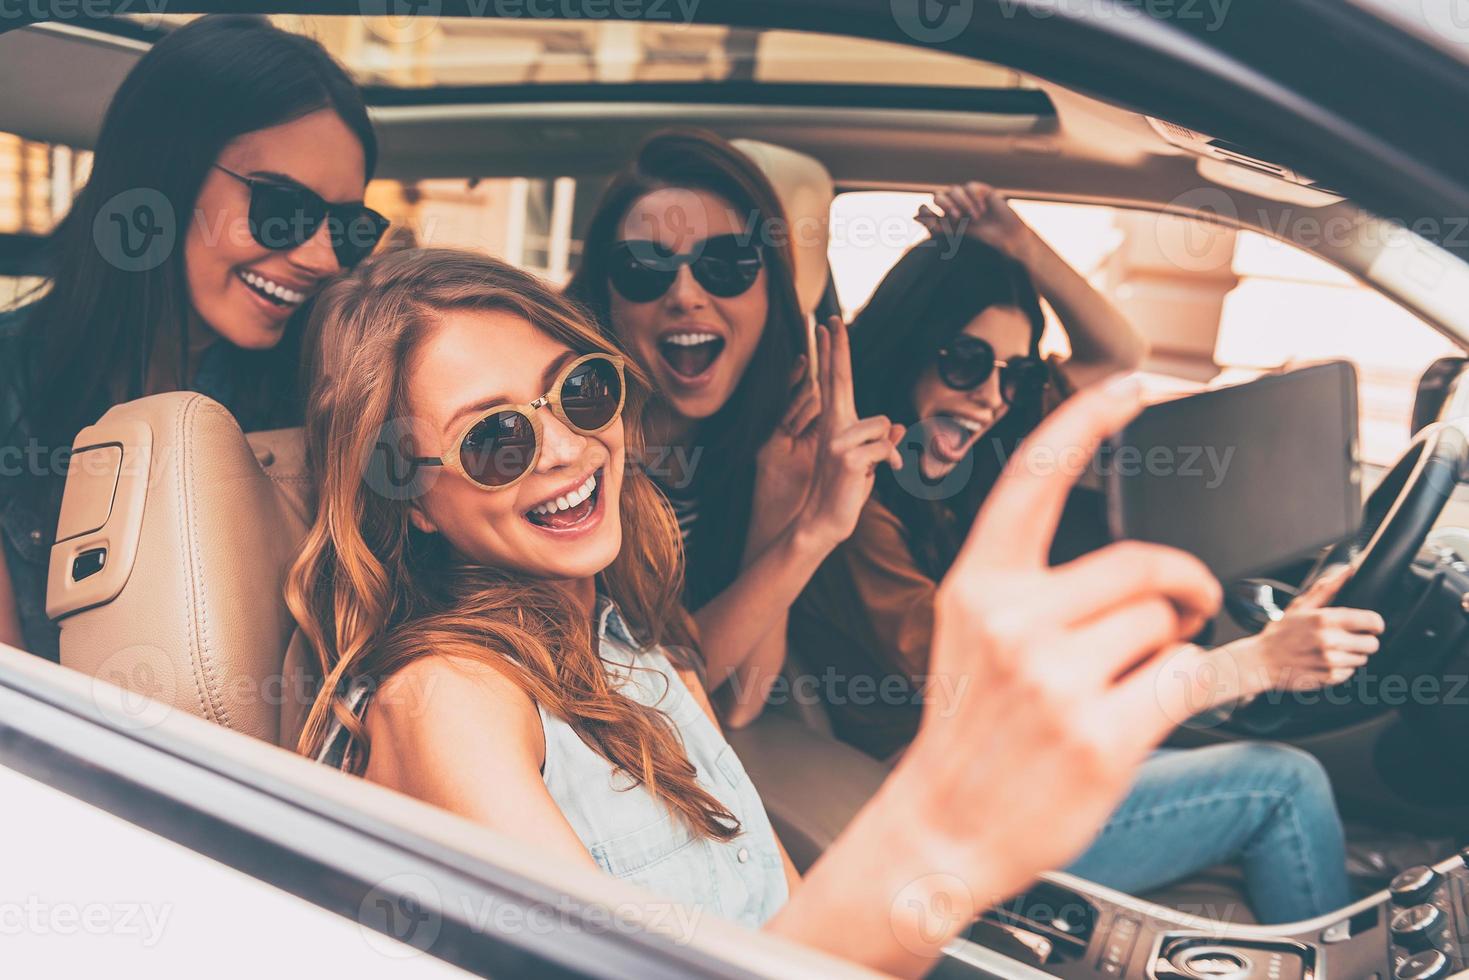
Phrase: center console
[{"left": 936, "top": 851, "right": 1469, "bottom": 980}]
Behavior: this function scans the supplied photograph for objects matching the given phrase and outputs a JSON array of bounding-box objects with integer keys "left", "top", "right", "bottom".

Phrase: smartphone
[{"left": 1103, "top": 361, "right": 1362, "bottom": 583}]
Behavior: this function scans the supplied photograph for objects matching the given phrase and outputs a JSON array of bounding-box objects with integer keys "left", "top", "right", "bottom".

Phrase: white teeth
[
  {"left": 239, "top": 270, "right": 306, "bottom": 305},
  {"left": 952, "top": 417, "right": 985, "bottom": 433},
  {"left": 663, "top": 332, "right": 720, "bottom": 347},
  {"left": 530, "top": 473, "right": 598, "bottom": 517}
]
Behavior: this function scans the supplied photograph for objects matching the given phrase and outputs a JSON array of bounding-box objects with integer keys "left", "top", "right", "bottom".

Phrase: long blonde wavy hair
[{"left": 288, "top": 247, "right": 739, "bottom": 841}]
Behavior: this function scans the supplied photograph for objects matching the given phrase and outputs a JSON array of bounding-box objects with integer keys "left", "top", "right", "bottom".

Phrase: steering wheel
[
  {"left": 1223, "top": 422, "right": 1469, "bottom": 737},
  {"left": 1317, "top": 422, "right": 1468, "bottom": 615}
]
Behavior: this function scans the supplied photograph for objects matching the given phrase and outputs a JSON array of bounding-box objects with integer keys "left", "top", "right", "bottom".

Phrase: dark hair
[
  {"left": 10, "top": 15, "right": 375, "bottom": 494},
  {"left": 850, "top": 234, "right": 1047, "bottom": 579},
  {"left": 565, "top": 128, "right": 806, "bottom": 609}
]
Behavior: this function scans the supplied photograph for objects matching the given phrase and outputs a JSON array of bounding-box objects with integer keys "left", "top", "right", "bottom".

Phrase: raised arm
[
  {"left": 919, "top": 182, "right": 1148, "bottom": 390},
  {"left": 766, "top": 377, "right": 1223, "bottom": 975}
]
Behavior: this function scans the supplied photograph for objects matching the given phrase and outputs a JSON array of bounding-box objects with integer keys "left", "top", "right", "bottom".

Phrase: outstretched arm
[{"left": 766, "top": 378, "right": 1222, "bottom": 974}]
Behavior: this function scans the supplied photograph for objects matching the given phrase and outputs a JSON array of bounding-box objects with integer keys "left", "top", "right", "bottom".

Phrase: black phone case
[{"left": 1104, "top": 361, "right": 1361, "bottom": 583}]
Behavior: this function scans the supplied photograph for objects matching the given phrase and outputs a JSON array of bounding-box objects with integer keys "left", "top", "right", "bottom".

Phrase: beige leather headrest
[
  {"left": 52, "top": 392, "right": 312, "bottom": 746},
  {"left": 731, "top": 138, "right": 835, "bottom": 318}
]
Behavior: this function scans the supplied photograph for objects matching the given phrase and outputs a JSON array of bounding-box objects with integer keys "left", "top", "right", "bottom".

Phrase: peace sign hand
[{"left": 793, "top": 316, "right": 905, "bottom": 551}]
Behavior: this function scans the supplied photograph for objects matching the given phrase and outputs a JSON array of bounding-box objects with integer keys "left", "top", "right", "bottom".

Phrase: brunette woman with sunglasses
[
  {"left": 0, "top": 16, "right": 388, "bottom": 660},
  {"left": 566, "top": 128, "right": 903, "bottom": 727},
  {"left": 789, "top": 188, "right": 1384, "bottom": 923},
  {"left": 294, "top": 245, "right": 1248, "bottom": 975}
]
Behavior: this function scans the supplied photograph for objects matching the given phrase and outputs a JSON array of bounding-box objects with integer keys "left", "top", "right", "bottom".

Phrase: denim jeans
[{"left": 1064, "top": 743, "right": 1350, "bottom": 925}]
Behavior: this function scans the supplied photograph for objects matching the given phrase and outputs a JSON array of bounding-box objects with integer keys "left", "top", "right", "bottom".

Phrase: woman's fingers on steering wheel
[
  {"left": 1318, "top": 606, "right": 1387, "bottom": 635},
  {"left": 1323, "top": 649, "right": 1372, "bottom": 670},
  {"left": 1294, "top": 563, "right": 1353, "bottom": 609}
]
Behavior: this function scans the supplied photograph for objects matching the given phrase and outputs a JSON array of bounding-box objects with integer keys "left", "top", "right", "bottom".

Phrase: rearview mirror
[{"left": 1412, "top": 356, "right": 1469, "bottom": 435}]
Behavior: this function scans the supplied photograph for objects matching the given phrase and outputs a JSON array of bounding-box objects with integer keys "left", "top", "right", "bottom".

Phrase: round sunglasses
[
  {"left": 411, "top": 354, "right": 626, "bottom": 490},
  {"left": 935, "top": 335, "right": 1050, "bottom": 405},
  {"left": 609, "top": 233, "right": 763, "bottom": 303},
  {"left": 215, "top": 165, "right": 390, "bottom": 269}
]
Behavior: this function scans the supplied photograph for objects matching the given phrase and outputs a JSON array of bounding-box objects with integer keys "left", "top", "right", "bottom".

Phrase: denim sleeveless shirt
[{"left": 320, "top": 597, "right": 790, "bottom": 929}]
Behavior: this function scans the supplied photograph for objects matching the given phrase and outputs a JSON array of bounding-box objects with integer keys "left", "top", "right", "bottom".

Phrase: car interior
[{"left": 7, "top": 10, "right": 1469, "bottom": 980}]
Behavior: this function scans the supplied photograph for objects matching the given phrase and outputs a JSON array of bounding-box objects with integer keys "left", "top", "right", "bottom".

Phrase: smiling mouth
[
  {"left": 523, "top": 469, "right": 603, "bottom": 531},
  {"left": 927, "top": 415, "right": 989, "bottom": 464},
  {"left": 658, "top": 331, "right": 726, "bottom": 381},
  {"left": 237, "top": 269, "right": 309, "bottom": 308}
]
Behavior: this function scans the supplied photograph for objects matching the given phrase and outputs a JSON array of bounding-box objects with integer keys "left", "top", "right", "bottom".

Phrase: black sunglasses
[
  {"left": 936, "top": 335, "right": 1049, "bottom": 405},
  {"left": 215, "top": 165, "right": 390, "bottom": 268},
  {"left": 608, "top": 233, "right": 764, "bottom": 303}
]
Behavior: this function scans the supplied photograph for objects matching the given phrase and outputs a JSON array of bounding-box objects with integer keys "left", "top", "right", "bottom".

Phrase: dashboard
[{"left": 938, "top": 849, "right": 1469, "bottom": 980}]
